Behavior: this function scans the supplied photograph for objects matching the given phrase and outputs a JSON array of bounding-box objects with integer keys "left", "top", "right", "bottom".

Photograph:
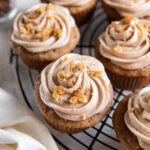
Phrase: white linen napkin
[{"left": 0, "top": 88, "right": 58, "bottom": 150}]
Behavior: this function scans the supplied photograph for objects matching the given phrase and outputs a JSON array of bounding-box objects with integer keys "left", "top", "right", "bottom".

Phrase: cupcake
[
  {"left": 95, "top": 16, "right": 150, "bottom": 90},
  {"left": 102, "top": 0, "right": 150, "bottom": 21},
  {"left": 10, "top": 3, "right": 80, "bottom": 70},
  {"left": 40, "top": 0, "right": 98, "bottom": 26},
  {"left": 113, "top": 86, "right": 150, "bottom": 150},
  {"left": 34, "top": 53, "right": 113, "bottom": 133}
]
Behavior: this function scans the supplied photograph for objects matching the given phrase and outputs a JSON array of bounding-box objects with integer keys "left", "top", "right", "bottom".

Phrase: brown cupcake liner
[
  {"left": 10, "top": 26, "right": 80, "bottom": 70},
  {"left": 34, "top": 75, "right": 113, "bottom": 133},
  {"left": 102, "top": 0, "right": 150, "bottom": 22},
  {"left": 95, "top": 39, "right": 150, "bottom": 90},
  {"left": 41, "top": 0, "right": 98, "bottom": 26},
  {"left": 113, "top": 94, "right": 143, "bottom": 150},
  {"left": 102, "top": 0, "right": 123, "bottom": 21},
  {"left": 106, "top": 70, "right": 150, "bottom": 90},
  {"left": 69, "top": 0, "right": 98, "bottom": 26}
]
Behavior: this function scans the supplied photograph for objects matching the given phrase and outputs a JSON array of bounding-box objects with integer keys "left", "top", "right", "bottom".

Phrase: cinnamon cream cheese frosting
[
  {"left": 103, "top": 0, "right": 150, "bottom": 19},
  {"left": 11, "top": 3, "right": 75, "bottom": 53},
  {"left": 49, "top": 0, "right": 91, "bottom": 6},
  {"left": 124, "top": 87, "right": 150, "bottom": 150},
  {"left": 99, "top": 15, "right": 150, "bottom": 70},
  {"left": 39, "top": 54, "right": 111, "bottom": 121}
]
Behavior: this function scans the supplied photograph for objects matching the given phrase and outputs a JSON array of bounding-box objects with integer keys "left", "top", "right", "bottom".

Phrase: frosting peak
[
  {"left": 99, "top": 16, "right": 150, "bottom": 70},
  {"left": 11, "top": 4, "right": 75, "bottom": 53},
  {"left": 125, "top": 86, "right": 150, "bottom": 150},
  {"left": 39, "top": 54, "right": 112, "bottom": 121}
]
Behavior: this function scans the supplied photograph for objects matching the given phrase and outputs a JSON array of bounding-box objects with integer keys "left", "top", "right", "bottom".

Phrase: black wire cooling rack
[{"left": 10, "top": 1, "right": 134, "bottom": 150}]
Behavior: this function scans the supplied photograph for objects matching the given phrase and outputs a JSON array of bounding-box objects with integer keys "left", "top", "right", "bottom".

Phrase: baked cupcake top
[
  {"left": 39, "top": 53, "right": 112, "bottom": 121},
  {"left": 99, "top": 15, "right": 150, "bottom": 70},
  {"left": 11, "top": 3, "right": 75, "bottom": 53},
  {"left": 124, "top": 86, "right": 150, "bottom": 150},
  {"left": 49, "top": 0, "right": 91, "bottom": 6},
  {"left": 103, "top": 0, "right": 150, "bottom": 19}
]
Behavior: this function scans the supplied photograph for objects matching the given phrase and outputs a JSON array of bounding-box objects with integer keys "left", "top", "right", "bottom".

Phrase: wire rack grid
[{"left": 10, "top": 1, "right": 134, "bottom": 150}]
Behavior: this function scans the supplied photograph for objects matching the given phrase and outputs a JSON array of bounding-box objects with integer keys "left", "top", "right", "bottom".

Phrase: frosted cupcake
[
  {"left": 10, "top": 3, "right": 80, "bottom": 70},
  {"left": 95, "top": 15, "right": 150, "bottom": 90},
  {"left": 40, "top": 0, "right": 98, "bottom": 26},
  {"left": 35, "top": 53, "right": 113, "bottom": 133},
  {"left": 113, "top": 86, "right": 150, "bottom": 150},
  {"left": 102, "top": 0, "right": 150, "bottom": 21}
]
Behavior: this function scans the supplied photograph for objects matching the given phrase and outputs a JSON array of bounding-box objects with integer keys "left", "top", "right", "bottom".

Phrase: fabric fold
[{"left": 0, "top": 88, "right": 58, "bottom": 150}]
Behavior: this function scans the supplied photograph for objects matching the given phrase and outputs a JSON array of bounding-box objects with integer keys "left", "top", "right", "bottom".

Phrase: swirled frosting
[
  {"left": 99, "top": 16, "right": 150, "bottom": 70},
  {"left": 39, "top": 53, "right": 112, "bottom": 121},
  {"left": 11, "top": 3, "right": 75, "bottom": 53},
  {"left": 104, "top": 0, "right": 150, "bottom": 18},
  {"left": 124, "top": 86, "right": 150, "bottom": 150},
  {"left": 50, "top": 0, "right": 91, "bottom": 6}
]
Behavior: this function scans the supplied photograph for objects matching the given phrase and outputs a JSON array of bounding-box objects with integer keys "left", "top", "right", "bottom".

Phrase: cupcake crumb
[
  {"left": 46, "top": 4, "right": 55, "bottom": 10},
  {"left": 128, "top": 107, "right": 139, "bottom": 113},
  {"left": 53, "top": 86, "right": 64, "bottom": 101},
  {"left": 54, "top": 28, "right": 62, "bottom": 38},
  {"left": 146, "top": 94, "right": 150, "bottom": 106},
  {"left": 19, "top": 26, "right": 28, "bottom": 35},
  {"left": 64, "top": 56, "right": 69, "bottom": 61},
  {"left": 113, "top": 45, "right": 122, "bottom": 52},
  {"left": 88, "top": 70, "right": 102, "bottom": 78},
  {"left": 128, "top": 107, "right": 135, "bottom": 113},
  {"left": 59, "top": 70, "right": 71, "bottom": 79},
  {"left": 78, "top": 63, "right": 85, "bottom": 71},
  {"left": 82, "top": 114, "right": 86, "bottom": 120},
  {"left": 121, "top": 15, "right": 133, "bottom": 25},
  {"left": 69, "top": 89, "right": 87, "bottom": 104},
  {"left": 35, "top": 6, "right": 45, "bottom": 13},
  {"left": 70, "top": 61, "right": 76, "bottom": 71}
]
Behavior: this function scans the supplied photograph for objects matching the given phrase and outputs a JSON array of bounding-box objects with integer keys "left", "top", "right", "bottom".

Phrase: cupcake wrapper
[
  {"left": 19, "top": 55, "right": 50, "bottom": 70},
  {"left": 44, "top": 117, "right": 84, "bottom": 134},
  {"left": 102, "top": 0, "right": 122, "bottom": 21},
  {"left": 112, "top": 94, "right": 142, "bottom": 150},
  {"left": 106, "top": 70, "right": 150, "bottom": 90},
  {"left": 41, "top": 0, "right": 98, "bottom": 26},
  {"left": 70, "top": 0, "right": 97, "bottom": 26}
]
